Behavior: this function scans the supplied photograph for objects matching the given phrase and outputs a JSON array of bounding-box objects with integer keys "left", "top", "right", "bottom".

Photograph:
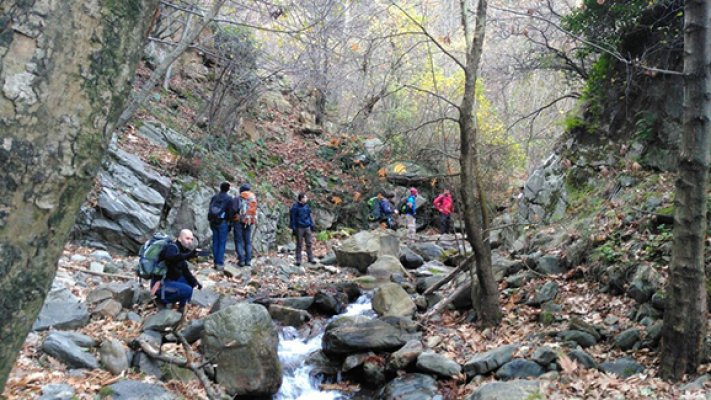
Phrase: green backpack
[
  {"left": 367, "top": 197, "right": 382, "bottom": 221},
  {"left": 136, "top": 233, "right": 171, "bottom": 280}
]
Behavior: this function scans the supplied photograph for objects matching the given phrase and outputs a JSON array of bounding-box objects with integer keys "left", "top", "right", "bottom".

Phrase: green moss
[
  {"left": 539, "top": 310, "right": 555, "bottom": 326},
  {"left": 657, "top": 206, "right": 674, "bottom": 215},
  {"left": 525, "top": 392, "right": 545, "bottom": 400},
  {"left": 98, "top": 386, "right": 114, "bottom": 398}
]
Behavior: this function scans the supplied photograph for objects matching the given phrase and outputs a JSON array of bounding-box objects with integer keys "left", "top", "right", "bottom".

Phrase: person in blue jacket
[
  {"left": 207, "top": 181, "right": 232, "bottom": 270},
  {"left": 380, "top": 192, "right": 397, "bottom": 229},
  {"left": 289, "top": 192, "right": 316, "bottom": 266}
]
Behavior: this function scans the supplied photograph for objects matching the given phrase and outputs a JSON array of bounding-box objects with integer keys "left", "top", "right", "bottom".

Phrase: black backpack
[{"left": 207, "top": 195, "right": 227, "bottom": 222}]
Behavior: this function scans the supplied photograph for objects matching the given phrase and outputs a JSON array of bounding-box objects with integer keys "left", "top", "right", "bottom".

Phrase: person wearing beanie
[{"left": 207, "top": 181, "right": 232, "bottom": 269}]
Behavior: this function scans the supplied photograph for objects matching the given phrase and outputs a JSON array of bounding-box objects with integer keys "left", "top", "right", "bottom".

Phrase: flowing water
[{"left": 275, "top": 295, "right": 374, "bottom": 400}]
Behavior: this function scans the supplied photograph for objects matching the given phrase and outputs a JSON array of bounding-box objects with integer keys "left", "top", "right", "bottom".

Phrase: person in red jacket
[{"left": 433, "top": 189, "right": 454, "bottom": 234}]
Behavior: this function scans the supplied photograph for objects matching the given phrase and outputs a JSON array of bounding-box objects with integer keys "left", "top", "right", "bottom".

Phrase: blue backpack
[{"left": 136, "top": 233, "right": 171, "bottom": 279}]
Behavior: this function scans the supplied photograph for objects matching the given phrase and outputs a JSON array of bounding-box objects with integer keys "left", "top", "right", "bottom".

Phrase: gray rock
[
  {"left": 599, "top": 358, "right": 644, "bottom": 378},
  {"left": 90, "top": 250, "right": 113, "bottom": 262},
  {"left": 100, "top": 339, "right": 129, "bottom": 375},
  {"left": 558, "top": 330, "right": 597, "bottom": 348},
  {"left": 465, "top": 380, "right": 542, "bottom": 400},
  {"left": 132, "top": 330, "right": 162, "bottom": 350},
  {"left": 568, "top": 349, "right": 597, "bottom": 369},
  {"left": 635, "top": 302, "right": 662, "bottom": 322},
  {"left": 416, "top": 351, "right": 461, "bottom": 378},
  {"left": 93, "top": 299, "right": 123, "bottom": 318},
  {"left": 532, "top": 346, "right": 558, "bottom": 366},
  {"left": 86, "top": 287, "right": 113, "bottom": 305},
  {"left": 322, "top": 318, "right": 412, "bottom": 355},
  {"left": 33, "top": 288, "right": 90, "bottom": 331},
  {"left": 412, "top": 242, "right": 444, "bottom": 262},
  {"left": 568, "top": 317, "right": 602, "bottom": 341},
  {"left": 463, "top": 344, "right": 519, "bottom": 376},
  {"left": 51, "top": 331, "right": 96, "bottom": 348},
  {"left": 342, "top": 352, "right": 372, "bottom": 372},
  {"left": 505, "top": 271, "right": 535, "bottom": 288},
  {"left": 42, "top": 332, "right": 99, "bottom": 369},
  {"left": 368, "top": 255, "right": 405, "bottom": 281},
  {"left": 400, "top": 247, "right": 425, "bottom": 269},
  {"left": 89, "top": 261, "right": 105, "bottom": 274},
  {"left": 142, "top": 309, "right": 182, "bottom": 332},
  {"left": 378, "top": 373, "right": 440, "bottom": 400},
  {"left": 70, "top": 254, "right": 87, "bottom": 263},
  {"left": 191, "top": 288, "right": 220, "bottom": 309},
  {"left": 108, "top": 379, "right": 175, "bottom": 400},
  {"left": 334, "top": 231, "right": 380, "bottom": 272},
  {"left": 269, "top": 304, "right": 311, "bottom": 327},
  {"left": 496, "top": 359, "right": 545, "bottom": 380},
  {"left": 209, "top": 294, "right": 239, "bottom": 314},
  {"left": 39, "top": 384, "right": 75, "bottom": 400},
  {"left": 387, "top": 340, "right": 424, "bottom": 371},
  {"left": 651, "top": 292, "right": 666, "bottom": 310},
  {"left": 627, "top": 264, "right": 661, "bottom": 303},
  {"left": 681, "top": 374, "right": 710, "bottom": 391},
  {"left": 614, "top": 328, "right": 642, "bottom": 350},
  {"left": 378, "top": 233, "right": 400, "bottom": 258},
  {"left": 642, "top": 321, "right": 663, "bottom": 349},
  {"left": 372, "top": 283, "right": 416, "bottom": 318},
  {"left": 528, "top": 281, "right": 558, "bottom": 306},
  {"left": 536, "top": 255, "right": 565, "bottom": 275},
  {"left": 137, "top": 122, "right": 194, "bottom": 153},
  {"left": 321, "top": 251, "right": 337, "bottom": 266},
  {"left": 131, "top": 352, "right": 162, "bottom": 378},
  {"left": 313, "top": 291, "right": 346, "bottom": 316},
  {"left": 267, "top": 296, "right": 314, "bottom": 310},
  {"left": 202, "top": 303, "right": 282, "bottom": 396},
  {"left": 179, "top": 319, "right": 205, "bottom": 344}
]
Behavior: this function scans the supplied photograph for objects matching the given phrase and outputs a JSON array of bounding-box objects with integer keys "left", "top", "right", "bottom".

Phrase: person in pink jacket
[{"left": 433, "top": 189, "right": 454, "bottom": 234}]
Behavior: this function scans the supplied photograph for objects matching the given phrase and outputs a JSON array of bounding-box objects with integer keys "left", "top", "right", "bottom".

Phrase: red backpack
[{"left": 239, "top": 191, "right": 258, "bottom": 225}]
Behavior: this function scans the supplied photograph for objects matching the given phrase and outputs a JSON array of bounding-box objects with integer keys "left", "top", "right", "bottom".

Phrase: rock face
[
  {"left": 42, "top": 332, "right": 99, "bottom": 370},
  {"left": 377, "top": 373, "right": 440, "bottom": 400},
  {"left": 202, "top": 303, "right": 282, "bottom": 396},
  {"left": 33, "top": 287, "right": 89, "bottom": 331},
  {"left": 335, "top": 231, "right": 380, "bottom": 272},
  {"left": 322, "top": 317, "right": 413, "bottom": 355},
  {"left": 372, "top": 283, "right": 416, "bottom": 318},
  {"left": 73, "top": 143, "right": 171, "bottom": 254},
  {"left": 518, "top": 154, "right": 566, "bottom": 224},
  {"left": 466, "top": 380, "right": 542, "bottom": 400}
]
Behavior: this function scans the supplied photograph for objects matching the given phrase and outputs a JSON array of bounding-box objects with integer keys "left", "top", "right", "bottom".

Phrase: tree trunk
[
  {"left": 458, "top": 0, "right": 502, "bottom": 326},
  {"left": 0, "top": 0, "right": 159, "bottom": 390},
  {"left": 660, "top": 0, "right": 710, "bottom": 381}
]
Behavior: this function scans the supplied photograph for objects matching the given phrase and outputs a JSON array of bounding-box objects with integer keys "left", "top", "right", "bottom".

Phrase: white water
[{"left": 275, "top": 295, "right": 374, "bottom": 400}]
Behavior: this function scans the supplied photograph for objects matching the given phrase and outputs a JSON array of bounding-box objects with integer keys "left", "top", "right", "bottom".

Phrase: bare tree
[
  {"left": 0, "top": 0, "right": 159, "bottom": 390},
  {"left": 660, "top": 0, "right": 710, "bottom": 381}
]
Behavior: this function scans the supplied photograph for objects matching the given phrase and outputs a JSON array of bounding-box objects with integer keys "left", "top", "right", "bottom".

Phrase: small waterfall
[{"left": 275, "top": 294, "right": 374, "bottom": 400}]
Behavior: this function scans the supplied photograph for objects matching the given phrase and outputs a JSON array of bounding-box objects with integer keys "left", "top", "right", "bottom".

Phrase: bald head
[{"left": 178, "top": 229, "right": 194, "bottom": 249}]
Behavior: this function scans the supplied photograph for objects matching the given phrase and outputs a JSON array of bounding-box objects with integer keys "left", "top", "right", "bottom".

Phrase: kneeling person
[{"left": 152, "top": 229, "right": 202, "bottom": 313}]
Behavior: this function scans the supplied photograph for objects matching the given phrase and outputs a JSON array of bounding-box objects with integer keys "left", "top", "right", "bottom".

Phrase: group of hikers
[{"left": 147, "top": 183, "right": 456, "bottom": 313}]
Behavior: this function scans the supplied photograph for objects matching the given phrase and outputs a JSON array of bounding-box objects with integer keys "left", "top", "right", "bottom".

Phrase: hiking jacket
[
  {"left": 380, "top": 198, "right": 395, "bottom": 216},
  {"left": 209, "top": 192, "right": 233, "bottom": 221},
  {"left": 433, "top": 194, "right": 453, "bottom": 215},
  {"left": 290, "top": 202, "right": 314, "bottom": 230},
  {"left": 161, "top": 241, "right": 199, "bottom": 287},
  {"left": 404, "top": 195, "right": 417, "bottom": 216}
]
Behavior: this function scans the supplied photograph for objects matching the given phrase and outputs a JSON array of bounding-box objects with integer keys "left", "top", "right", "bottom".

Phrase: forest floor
[{"left": 3, "top": 229, "right": 711, "bottom": 400}]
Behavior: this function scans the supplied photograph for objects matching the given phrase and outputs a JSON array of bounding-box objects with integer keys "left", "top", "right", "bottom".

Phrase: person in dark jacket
[
  {"left": 152, "top": 229, "right": 202, "bottom": 313},
  {"left": 380, "top": 192, "right": 397, "bottom": 229},
  {"left": 208, "top": 181, "right": 232, "bottom": 270},
  {"left": 289, "top": 192, "right": 316, "bottom": 266}
]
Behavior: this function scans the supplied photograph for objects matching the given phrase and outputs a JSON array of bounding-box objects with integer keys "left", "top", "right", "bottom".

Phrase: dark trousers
[
  {"left": 234, "top": 223, "right": 252, "bottom": 265},
  {"left": 211, "top": 221, "right": 228, "bottom": 266},
  {"left": 295, "top": 227, "right": 314, "bottom": 264},
  {"left": 157, "top": 276, "right": 193, "bottom": 310},
  {"left": 439, "top": 213, "right": 451, "bottom": 234}
]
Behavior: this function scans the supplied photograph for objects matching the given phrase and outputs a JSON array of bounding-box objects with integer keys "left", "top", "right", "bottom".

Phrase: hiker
[
  {"left": 208, "top": 181, "right": 232, "bottom": 270},
  {"left": 433, "top": 189, "right": 454, "bottom": 234},
  {"left": 234, "top": 183, "right": 257, "bottom": 267},
  {"left": 289, "top": 192, "right": 316, "bottom": 266},
  {"left": 151, "top": 229, "right": 202, "bottom": 313},
  {"left": 367, "top": 192, "right": 384, "bottom": 223},
  {"left": 380, "top": 192, "right": 397, "bottom": 229},
  {"left": 403, "top": 187, "right": 418, "bottom": 243}
]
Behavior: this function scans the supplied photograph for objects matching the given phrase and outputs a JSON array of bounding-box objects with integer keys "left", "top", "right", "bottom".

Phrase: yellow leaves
[
  {"left": 392, "top": 163, "right": 407, "bottom": 174},
  {"left": 330, "top": 196, "right": 343, "bottom": 205}
]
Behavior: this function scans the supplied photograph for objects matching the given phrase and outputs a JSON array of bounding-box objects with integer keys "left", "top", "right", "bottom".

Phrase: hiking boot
[
  {"left": 308, "top": 259, "right": 316, "bottom": 264},
  {"left": 214, "top": 264, "right": 224, "bottom": 271},
  {"left": 295, "top": 262, "right": 301, "bottom": 267}
]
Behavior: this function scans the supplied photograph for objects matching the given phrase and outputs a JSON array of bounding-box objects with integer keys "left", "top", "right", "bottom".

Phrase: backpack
[
  {"left": 367, "top": 197, "right": 382, "bottom": 221},
  {"left": 239, "top": 191, "right": 258, "bottom": 225},
  {"left": 207, "top": 194, "right": 228, "bottom": 222},
  {"left": 136, "top": 233, "right": 171, "bottom": 279}
]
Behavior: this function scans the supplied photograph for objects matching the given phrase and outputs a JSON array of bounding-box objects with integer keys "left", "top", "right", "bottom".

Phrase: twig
[
  {"left": 422, "top": 255, "right": 475, "bottom": 296},
  {"left": 62, "top": 264, "right": 134, "bottom": 280}
]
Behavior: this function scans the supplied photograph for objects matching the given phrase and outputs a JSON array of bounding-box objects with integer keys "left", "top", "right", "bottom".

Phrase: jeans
[
  {"left": 295, "top": 227, "right": 314, "bottom": 264},
  {"left": 157, "top": 276, "right": 193, "bottom": 310},
  {"left": 439, "top": 213, "right": 451, "bottom": 234},
  {"left": 211, "top": 220, "right": 229, "bottom": 266},
  {"left": 234, "top": 223, "right": 252, "bottom": 265}
]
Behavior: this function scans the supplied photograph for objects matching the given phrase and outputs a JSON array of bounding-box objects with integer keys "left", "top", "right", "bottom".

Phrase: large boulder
[
  {"left": 372, "top": 283, "right": 416, "bottom": 318},
  {"left": 384, "top": 162, "right": 434, "bottom": 186},
  {"left": 627, "top": 264, "right": 662, "bottom": 304},
  {"left": 400, "top": 247, "right": 424, "bottom": 269},
  {"left": 33, "top": 287, "right": 89, "bottom": 331},
  {"left": 142, "top": 309, "right": 182, "bottom": 332},
  {"left": 42, "top": 332, "right": 99, "bottom": 370},
  {"left": 411, "top": 243, "right": 444, "bottom": 262},
  {"left": 322, "top": 317, "right": 414, "bottom": 355},
  {"left": 518, "top": 154, "right": 566, "bottom": 224},
  {"left": 367, "top": 255, "right": 405, "bottom": 281},
  {"left": 335, "top": 231, "right": 380, "bottom": 272},
  {"left": 466, "top": 380, "right": 542, "bottom": 400},
  {"left": 495, "top": 359, "right": 545, "bottom": 380},
  {"left": 202, "top": 303, "right": 282, "bottom": 397},
  {"left": 416, "top": 352, "right": 461, "bottom": 378},
  {"left": 377, "top": 373, "right": 440, "bottom": 400}
]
